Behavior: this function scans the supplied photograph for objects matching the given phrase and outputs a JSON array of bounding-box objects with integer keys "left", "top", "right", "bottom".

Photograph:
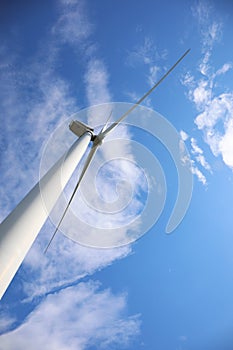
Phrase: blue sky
[{"left": 1, "top": 0, "right": 233, "bottom": 349}]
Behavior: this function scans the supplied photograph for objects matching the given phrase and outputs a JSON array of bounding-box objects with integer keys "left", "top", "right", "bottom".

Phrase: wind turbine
[{"left": 0, "top": 49, "right": 190, "bottom": 299}]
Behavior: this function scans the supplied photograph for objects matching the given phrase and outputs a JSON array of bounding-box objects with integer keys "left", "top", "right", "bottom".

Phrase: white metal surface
[
  {"left": 0, "top": 132, "right": 91, "bottom": 299},
  {"left": 69, "top": 120, "right": 94, "bottom": 138}
]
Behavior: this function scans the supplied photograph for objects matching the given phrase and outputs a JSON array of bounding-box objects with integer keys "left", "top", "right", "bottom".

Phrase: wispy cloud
[
  {"left": 179, "top": 131, "right": 209, "bottom": 184},
  {"left": 21, "top": 221, "right": 131, "bottom": 299},
  {"left": 191, "top": 137, "right": 203, "bottom": 155},
  {"left": 196, "top": 154, "right": 211, "bottom": 171},
  {"left": 148, "top": 65, "right": 160, "bottom": 88},
  {"left": 215, "top": 62, "right": 232, "bottom": 77},
  {"left": 52, "top": 0, "right": 93, "bottom": 46},
  {"left": 191, "top": 160, "right": 207, "bottom": 185},
  {"left": 182, "top": 1, "right": 233, "bottom": 173},
  {"left": 126, "top": 37, "right": 160, "bottom": 67},
  {"left": 192, "top": 1, "right": 222, "bottom": 50},
  {"left": 191, "top": 137, "right": 210, "bottom": 169},
  {"left": 192, "top": 80, "right": 212, "bottom": 111},
  {"left": 126, "top": 37, "right": 167, "bottom": 91},
  {"left": 0, "top": 62, "right": 78, "bottom": 220},
  {"left": 0, "top": 313, "right": 16, "bottom": 334},
  {"left": 85, "top": 59, "right": 111, "bottom": 110},
  {"left": 0, "top": 281, "right": 140, "bottom": 350}
]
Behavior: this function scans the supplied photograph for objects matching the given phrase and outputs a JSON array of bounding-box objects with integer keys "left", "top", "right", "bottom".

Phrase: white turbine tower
[{"left": 0, "top": 49, "right": 190, "bottom": 299}]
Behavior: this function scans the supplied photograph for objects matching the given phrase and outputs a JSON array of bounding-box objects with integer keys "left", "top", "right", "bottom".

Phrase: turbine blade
[
  {"left": 99, "top": 109, "right": 113, "bottom": 134},
  {"left": 102, "top": 49, "right": 190, "bottom": 137},
  {"left": 44, "top": 143, "right": 98, "bottom": 253}
]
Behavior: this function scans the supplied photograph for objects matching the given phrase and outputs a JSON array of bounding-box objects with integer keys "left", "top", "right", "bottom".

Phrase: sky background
[{"left": 1, "top": 0, "right": 233, "bottom": 349}]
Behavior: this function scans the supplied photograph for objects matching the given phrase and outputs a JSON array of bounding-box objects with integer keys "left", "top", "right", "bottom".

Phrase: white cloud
[
  {"left": 126, "top": 37, "right": 159, "bottom": 67},
  {"left": 195, "top": 154, "right": 211, "bottom": 171},
  {"left": 195, "top": 94, "right": 227, "bottom": 130},
  {"left": 0, "top": 61, "right": 78, "bottom": 221},
  {"left": 69, "top": 159, "right": 146, "bottom": 227},
  {"left": 194, "top": 93, "right": 233, "bottom": 168},
  {"left": 190, "top": 137, "right": 203, "bottom": 154},
  {"left": 180, "top": 130, "right": 189, "bottom": 141},
  {"left": 199, "top": 51, "right": 211, "bottom": 76},
  {"left": 52, "top": 0, "right": 93, "bottom": 46},
  {"left": 147, "top": 65, "right": 160, "bottom": 87},
  {"left": 21, "top": 221, "right": 131, "bottom": 299},
  {"left": 126, "top": 36, "right": 166, "bottom": 96},
  {"left": 179, "top": 137, "right": 208, "bottom": 185},
  {"left": 0, "top": 281, "right": 140, "bottom": 350},
  {"left": 181, "top": 71, "right": 195, "bottom": 87},
  {"left": 179, "top": 139, "right": 190, "bottom": 167},
  {"left": 192, "top": 2, "right": 222, "bottom": 50},
  {"left": 191, "top": 162, "right": 207, "bottom": 185},
  {"left": 207, "top": 22, "right": 221, "bottom": 47},
  {"left": 215, "top": 62, "right": 232, "bottom": 77},
  {"left": 218, "top": 119, "right": 233, "bottom": 168},
  {"left": 85, "top": 59, "right": 111, "bottom": 109},
  {"left": 190, "top": 137, "right": 211, "bottom": 170},
  {"left": 182, "top": 3, "right": 233, "bottom": 174},
  {"left": 192, "top": 80, "right": 212, "bottom": 110},
  {"left": 0, "top": 313, "right": 16, "bottom": 334},
  {"left": 186, "top": 84, "right": 233, "bottom": 172}
]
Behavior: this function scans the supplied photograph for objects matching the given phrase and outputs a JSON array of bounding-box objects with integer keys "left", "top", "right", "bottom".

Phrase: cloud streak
[
  {"left": 21, "top": 220, "right": 131, "bottom": 300},
  {"left": 0, "top": 281, "right": 140, "bottom": 350},
  {"left": 52, "top": 0, "right": 93, "bottom": 46}
]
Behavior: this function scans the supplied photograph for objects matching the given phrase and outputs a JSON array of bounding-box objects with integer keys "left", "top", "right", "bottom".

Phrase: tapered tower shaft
[{"left": 0, "top": 132, "right": 92, "bottom": 299}]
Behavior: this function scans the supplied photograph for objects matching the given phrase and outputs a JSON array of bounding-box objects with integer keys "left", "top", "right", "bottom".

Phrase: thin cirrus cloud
[
  {"left": 126, "top": 37, "right": 167, "bottom": 91},
  {"left": 192, "top": 1, "right": 222, "bottom": 50},
  {"left": 52, "top": 0, "right": 93, "bottom": 46},
  {"left": 0, "top": 313, "right": 16, "bottom": 334}
]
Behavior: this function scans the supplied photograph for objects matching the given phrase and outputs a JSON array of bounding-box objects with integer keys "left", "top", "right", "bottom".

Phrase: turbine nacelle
[
  {"left": 69, "top": 120, "right": 94, "bottom": 140},
  {"left": 69, "top": 119, "right": 106, "bottom": 146}
]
